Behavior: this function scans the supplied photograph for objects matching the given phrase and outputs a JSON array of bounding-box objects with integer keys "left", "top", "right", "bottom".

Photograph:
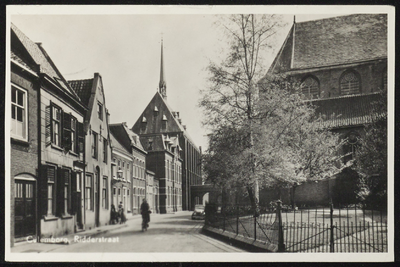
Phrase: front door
[{"left": 15, "top": 180, "right": 36, "bottom": 238}]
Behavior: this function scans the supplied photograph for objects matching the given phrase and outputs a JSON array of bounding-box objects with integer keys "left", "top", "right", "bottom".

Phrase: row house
[
  {"left": 109, "top": 123, "right": 150, "bottom": 215},
  {"left": 68, "top": 73, "right": 112, "bottom": 230},
  {"left": 10, "top": 24, "right": 40, "bottom": 246},
  {"left": 10, "top": 23, "right": 88, "bottom": 242},
  {"left": 109, "top": 130, "right": 133, "bottom": 214},
  {"left": 132, "top": 40, "right": 201, "bottom": 212}
]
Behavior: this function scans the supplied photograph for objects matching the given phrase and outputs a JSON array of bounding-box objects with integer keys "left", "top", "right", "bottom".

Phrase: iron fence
[{"left": 205, "top": 202, "right": 387, "bottom": 253}]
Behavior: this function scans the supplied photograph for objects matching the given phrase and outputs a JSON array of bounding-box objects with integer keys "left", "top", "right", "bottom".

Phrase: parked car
[{"left": 192, "top": 205, "right": 205, "bottom": 220}]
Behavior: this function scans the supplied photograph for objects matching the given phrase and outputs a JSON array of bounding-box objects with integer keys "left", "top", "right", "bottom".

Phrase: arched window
[
  {"left": 343, "top": 131, "right": 360, "bottom": 163},
  {"left": 340, "top": 70, "right": 361, "bottom": 95},
  {"left": 301, "top": 76, "right": 320, "bottom": 99}
]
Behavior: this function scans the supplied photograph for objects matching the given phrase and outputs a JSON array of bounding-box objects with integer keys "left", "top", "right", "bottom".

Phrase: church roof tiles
[{"left": 269, "top": 14, "right": 387, "bottom": 73}]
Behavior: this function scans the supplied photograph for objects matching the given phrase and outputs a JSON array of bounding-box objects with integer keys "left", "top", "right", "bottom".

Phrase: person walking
[
  {"left": 118, "top": 201, "right": 126, "bottom": 224},
  {"left": 140, "top": 199, "right": 151, "bottom": 231}
]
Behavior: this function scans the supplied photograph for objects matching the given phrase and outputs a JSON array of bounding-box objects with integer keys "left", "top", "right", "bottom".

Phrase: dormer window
[
  {"left": 153, "top": 106, "right": 159, "bottom": 117},
  {"left": 148, "top": 141, "right": 153, "bottom": 150},
  {"left": 162, "top": 114, "right": 167, "bottom": 130},
  {"left": 340, "top": 70, "right": 361, "bottom": 95},
  {"left": 140, "top": 116, "right": 147, "bottom": 134}
]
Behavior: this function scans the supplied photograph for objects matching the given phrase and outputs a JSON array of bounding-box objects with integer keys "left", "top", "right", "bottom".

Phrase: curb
[{"left": 202, "top": 225, "right": 278, "bottom": 252}]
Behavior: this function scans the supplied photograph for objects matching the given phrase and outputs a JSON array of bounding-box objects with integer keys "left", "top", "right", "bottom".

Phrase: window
[
  {"left": 343, "top": 132, "right": 360, "bottom": 163},
  {"left": 102, "top": 177, "right": 108, "bottom": 209},
  {"left": 92, "top": 131, "right": 98, "bottom": 159},
  {"left": 70, "top": 117, "right": 77, "bottom": 153},
  {"left": 47, "top": 166, "right": 56, "bottom": 216},
  {"left": 11, "top": 85, "right": 27, "bottom": 141},
  {"left": 103, "top": 138, "right": 108, "bottom": 163},
  {"left": 52, "top": 105, "right": 62, "bottom": 146},
  {"left": 118, "top": 160, "right": 121, "bottom": 167},
  {"left": 64, "top": 170, "right": 70, "bottom": 215},
  {"left": 97, "top": 102, "right": 103, "bottom": 120},
  {"left": 76, "top": 172, "right": 81, "bottom": 192},
  {"left": 340, "top": 70, "right": 360, "bottom": 95},
  {"left": 301, "top": 76, "right": 320, "bottom": 99},
  {"left": 85, "top": 175, "right": 92, "bottom": 210}
]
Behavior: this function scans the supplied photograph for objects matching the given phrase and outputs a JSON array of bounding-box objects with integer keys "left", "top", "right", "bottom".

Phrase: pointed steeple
[{"left": 159, "top": 38, "right": 167, "bottom": 100}]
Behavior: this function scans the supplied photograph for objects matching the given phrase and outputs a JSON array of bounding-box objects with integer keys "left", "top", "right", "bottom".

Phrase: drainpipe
[{"left": 37, "top": 76, "right": 42, "bottom": 243}]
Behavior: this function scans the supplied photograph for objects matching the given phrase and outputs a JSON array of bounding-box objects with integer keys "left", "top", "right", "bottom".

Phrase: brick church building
[
  {"left": 260, "top": 14, "right": 387, "bottom": 206},
  {"left": 132, "top": 40, "right": 202, "bottom": 212}
]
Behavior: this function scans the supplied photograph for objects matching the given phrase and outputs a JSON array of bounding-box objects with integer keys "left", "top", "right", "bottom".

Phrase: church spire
[{"left": 159, "top": 38, "right": 167, "bottom": 100}]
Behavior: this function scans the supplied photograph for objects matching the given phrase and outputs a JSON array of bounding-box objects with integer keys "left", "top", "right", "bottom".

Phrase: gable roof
[
  {"left": 110, "top": 123, "right": 146, "bottom": 154},
  {"left": 11, "top": 23, "right": 81, "bottom": 100},
  {"left": 68, "top": 78, "right": 94, "bottom": 107},
  {"left": 268, "top": 14, "right": 387, "bottom": 73},
  {"left": 110, "top": 131, "right": 131, "bottom": 156},
  {"left": 132, "top": 91, "right": 186, "bottom": 134},
  {"left": 312, "top": 92, "right": 382, "bottom": 129}
]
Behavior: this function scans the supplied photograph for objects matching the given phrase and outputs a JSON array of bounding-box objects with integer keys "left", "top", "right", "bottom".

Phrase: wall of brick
[
  {"left": 294, "top": 60, "right": 387, "bottom": 99},
  {"left": 10, "top": 69, "right": 39, "bottom": 246}
]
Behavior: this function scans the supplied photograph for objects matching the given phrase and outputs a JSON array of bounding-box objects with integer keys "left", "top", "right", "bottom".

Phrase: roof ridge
[
  {"left": 296, "top": 13, "right": 365, "bottom": 24},
  {"left": 68, "top": 78, "right": 94, "bottom": 83}
]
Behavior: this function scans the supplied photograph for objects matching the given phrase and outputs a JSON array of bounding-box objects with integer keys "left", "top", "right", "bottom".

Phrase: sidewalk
[{"left": 11, "top": 213, "right": 144, "bottom": 253}]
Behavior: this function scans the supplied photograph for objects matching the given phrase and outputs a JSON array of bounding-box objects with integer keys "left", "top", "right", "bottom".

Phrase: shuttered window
[
  {"left": 52, "top": 105, "right": 62, "bottom": 147},
  {"left": 47, "top": 166, "right": 56, "bottom": 216},
  {"left": 64, "top": 169, "right": 71, "bottom": 215}
]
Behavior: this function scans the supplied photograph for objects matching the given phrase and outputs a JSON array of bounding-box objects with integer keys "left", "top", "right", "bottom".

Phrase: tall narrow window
[
  {"left": 97, "top": 102, "right": 103, "bottom": 120},
  {"left": 102, "top": 176, "right": 108, "bottom": 209},
  {"left": 64, "top": 170, "right": 70, "bottom": 215},
  {"left": 301, "top": 76, "right": 320, "bottom": 99},
  {"left": 70, "top": 117, "right": 77, "bottom": 153},
  {"left": 103, "top": 138, "right": 108, "bottom": 163},
  {"left": 85, "top": 175, "right": 92, "bottom": 210},
  {"left": 47, "top": 166, "right": 56, "bottom": 216},
  {"left": 92, "top": 131, "right": 98, "bottom": 159},
  {"left": 340, "top": 70, "right": 360, "bottom": 95},
  {"left": 52, "top": 105, "right": 62, "bottom": 146},
  {"left": 11, "top": 85, "right": 27, "bottom": 141}
]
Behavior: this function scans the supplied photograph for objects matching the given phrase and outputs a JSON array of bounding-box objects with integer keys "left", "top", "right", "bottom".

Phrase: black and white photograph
[{"left": 5, "top": 5, "right": 394, "bottom": 262}]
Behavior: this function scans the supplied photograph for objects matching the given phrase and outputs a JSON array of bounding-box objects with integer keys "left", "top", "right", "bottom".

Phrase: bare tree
[{"left": 201, "top": 14, "right": 283, "bottom": 209}]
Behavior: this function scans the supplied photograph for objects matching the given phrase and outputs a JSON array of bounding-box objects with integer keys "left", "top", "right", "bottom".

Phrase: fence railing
[{"left": 205, "top": 202, "right": 387, "bottom": 253}]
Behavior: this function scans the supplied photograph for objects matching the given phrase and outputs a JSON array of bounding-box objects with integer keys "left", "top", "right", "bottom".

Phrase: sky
[{"left": 9, "top": 6, "right": 357, "bottom": 151}]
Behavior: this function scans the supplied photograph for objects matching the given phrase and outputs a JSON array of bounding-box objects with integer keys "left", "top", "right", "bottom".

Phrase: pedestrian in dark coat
[{"left": 140, "top": 199, "right": 151, "bottom": 226}]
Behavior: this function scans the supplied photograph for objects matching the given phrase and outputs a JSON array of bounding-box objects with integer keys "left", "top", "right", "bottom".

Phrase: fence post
[
  {"left": 277, "top": 200, "right": 285, "bottom": 252},
  {"left": 330, "top": 202, "right": 334, "bottom": 252}
]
